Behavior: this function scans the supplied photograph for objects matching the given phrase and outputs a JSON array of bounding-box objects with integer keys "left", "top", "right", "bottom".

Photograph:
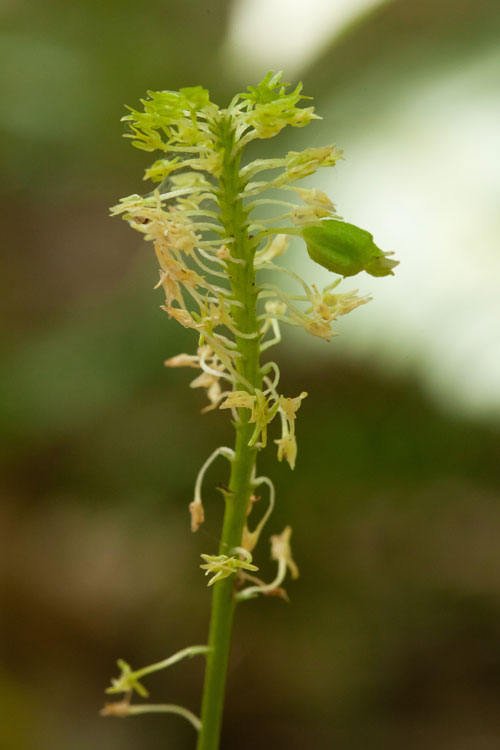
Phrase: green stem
[
  {"left": 196, "top": 116, "right": 261, "bottom": 750},
  {"left": 132, "top": 646, "right": 210, "bottom": 681}
]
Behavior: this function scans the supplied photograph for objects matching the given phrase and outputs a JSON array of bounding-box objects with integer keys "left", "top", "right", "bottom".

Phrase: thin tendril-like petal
[
  {"left": 193, "top": 447, "right": 234, "bottom": 506},
  {"left": 124, "top": 704, "right": 202, "bottom": 732}
]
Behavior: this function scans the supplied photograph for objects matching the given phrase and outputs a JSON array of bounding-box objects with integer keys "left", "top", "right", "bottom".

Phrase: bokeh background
[{"left": 1, "top": 1, "right": 500, "bottom": 748}]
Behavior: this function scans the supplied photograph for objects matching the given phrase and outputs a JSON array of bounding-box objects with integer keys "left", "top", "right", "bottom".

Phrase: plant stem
[{"left": 196, "top": 116, "right": 261, "bottom": 750}]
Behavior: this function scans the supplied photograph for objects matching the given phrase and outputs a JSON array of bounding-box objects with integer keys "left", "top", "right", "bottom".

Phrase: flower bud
[{"left": 301, "top": 220, "right": 398, "bottom": 278}]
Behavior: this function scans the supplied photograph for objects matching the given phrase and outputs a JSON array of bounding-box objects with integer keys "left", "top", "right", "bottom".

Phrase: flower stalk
[{"left": 196, "top": 127, "right": 263, "bottom": 746}]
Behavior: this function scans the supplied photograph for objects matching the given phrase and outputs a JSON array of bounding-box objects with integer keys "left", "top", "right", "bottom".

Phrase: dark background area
[{"left": 1, "top": 1, "right": 500, "bottom": 748}]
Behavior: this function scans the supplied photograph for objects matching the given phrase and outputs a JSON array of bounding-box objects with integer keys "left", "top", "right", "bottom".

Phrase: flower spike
[{"left": 108, "top": 72, "right": 398, "bottom": 747}]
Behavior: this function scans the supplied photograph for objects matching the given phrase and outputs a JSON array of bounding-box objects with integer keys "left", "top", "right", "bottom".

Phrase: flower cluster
[
  {"left": 112, "top": 70, "right": 397, "bottom": 598},
  {"left": 105, "top": 74, "right": 399, "bottom": 742},
  {"left": 112, "top": 73, "right": 371, "bottom": 458}
]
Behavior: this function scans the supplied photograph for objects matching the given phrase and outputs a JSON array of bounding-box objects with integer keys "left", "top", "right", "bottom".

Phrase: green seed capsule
[{"left": 301, "top": 220, "right": 398, "bottom": 278}]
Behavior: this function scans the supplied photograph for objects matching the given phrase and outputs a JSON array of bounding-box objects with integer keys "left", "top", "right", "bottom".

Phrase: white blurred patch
[
  {"left": 222, "top": 1, "right": 500, "bottom": 418},
  {"left": 298, "top": 50, "right": 500, "bottom": 418},
  {"left": 222, "top": 0, "right": 389, "bottom": 77}
]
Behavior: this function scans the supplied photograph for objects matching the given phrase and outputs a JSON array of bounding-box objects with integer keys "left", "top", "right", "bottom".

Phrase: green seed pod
[{"left": 301, "top": 220, "right": 398, "bottom": 278}]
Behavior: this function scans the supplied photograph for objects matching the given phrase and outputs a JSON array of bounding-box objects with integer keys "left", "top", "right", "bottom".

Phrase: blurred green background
[{"left": 1, "top": 1, "right": 500, "bottom": 748}]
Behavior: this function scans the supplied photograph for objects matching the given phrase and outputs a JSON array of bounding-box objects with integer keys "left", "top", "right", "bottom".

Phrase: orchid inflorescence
[
  {"left": 104, "top": 72, "right": 397, "bottom": 743},
  {"left": 110, "top": 72, "right": 380, "bottom": 477}
]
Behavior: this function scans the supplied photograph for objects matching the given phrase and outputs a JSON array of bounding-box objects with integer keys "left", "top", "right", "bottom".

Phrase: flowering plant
[{"left": 101, "top": 71, "right": 397, "bottom": 750}]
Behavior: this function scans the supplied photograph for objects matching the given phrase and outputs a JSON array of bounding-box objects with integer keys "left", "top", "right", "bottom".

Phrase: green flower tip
[
  {"left": 178, "top": 85, "right": 211, "bottom": 111},
  {"left": 106, "top": 659, "right": 149, "bottom": 698},
  {"left": 121, "top": 71, "right": 320, "bottom": 157},
  {"left": 242, "top": 70, "right": 303, "bottom": 104},
  {"left": 241, "top": 71, "right": 318, "bottom": 139},
  {"left": 301, "top": 220, "right": 399, "bottom": 278}
]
